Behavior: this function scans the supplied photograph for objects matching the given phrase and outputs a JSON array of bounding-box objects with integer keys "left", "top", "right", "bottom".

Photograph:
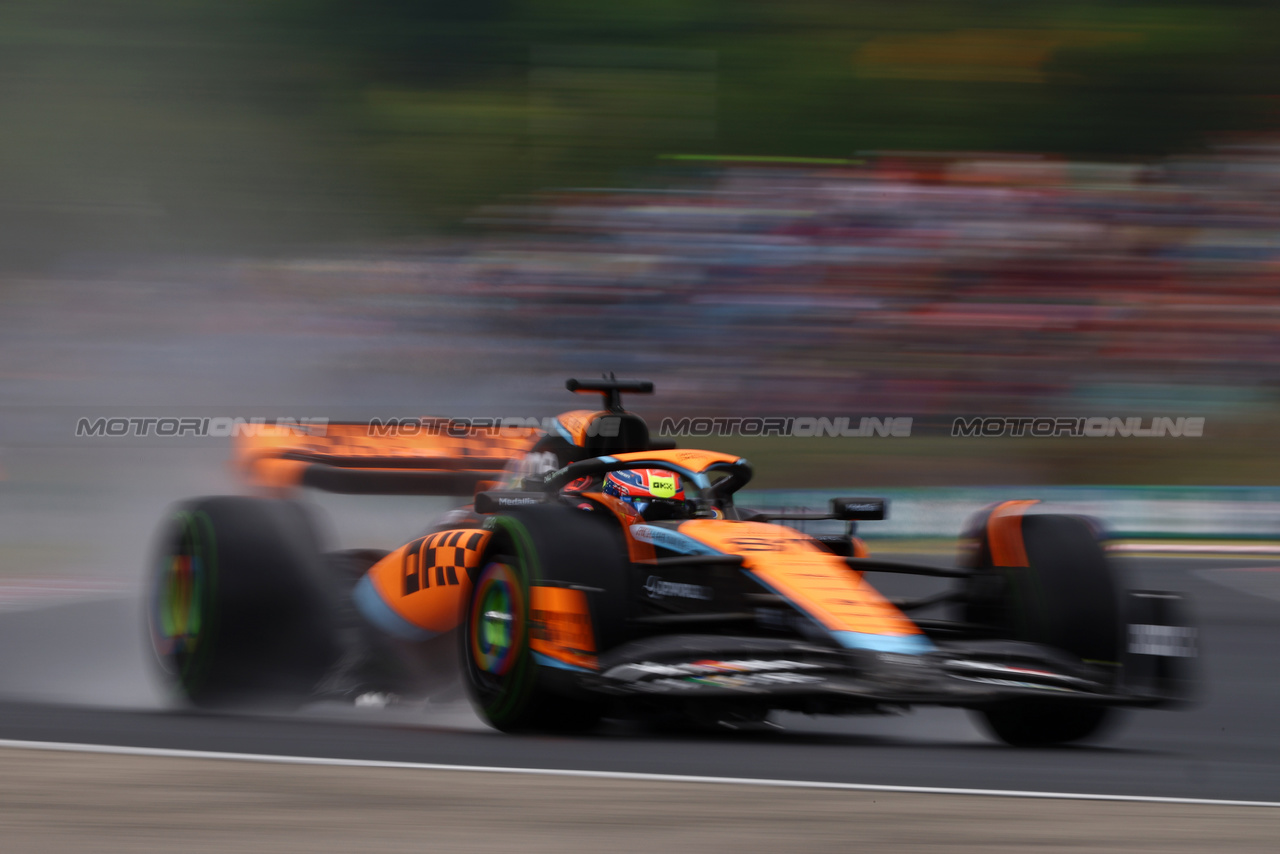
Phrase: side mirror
[{"left": 831, "top": 497, "right": 888, "bottom": 521}]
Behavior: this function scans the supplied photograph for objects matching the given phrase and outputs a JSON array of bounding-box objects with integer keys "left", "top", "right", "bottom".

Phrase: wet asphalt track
[{"left": 1, "top": 555, "right": 1278, "bottom": 803}]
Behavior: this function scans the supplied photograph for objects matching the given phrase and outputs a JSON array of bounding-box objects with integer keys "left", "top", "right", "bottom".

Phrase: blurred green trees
[{"left": 2, "top": 0, "right": 1279, "bottom": 261}]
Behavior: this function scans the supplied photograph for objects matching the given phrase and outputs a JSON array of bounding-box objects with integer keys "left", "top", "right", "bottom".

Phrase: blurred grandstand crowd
[
  {"left": 7, "top": 142, "right": 1280, "bottom": 426},
  {"left": 456, "top": 142, "right": 1280, "bottom": 417}
]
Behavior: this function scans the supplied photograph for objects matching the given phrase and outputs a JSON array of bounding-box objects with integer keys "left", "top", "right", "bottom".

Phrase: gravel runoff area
[{"left": 0, "top": 747, "right": 1276, "bottom": 853}]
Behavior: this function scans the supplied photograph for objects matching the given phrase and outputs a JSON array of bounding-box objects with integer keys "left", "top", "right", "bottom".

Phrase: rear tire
[
  {"left": 147, "top": 496, "right": 340, "bottom": 709},
  {"left": 963, "top": 512, "right": 1123, "bottom": 746}
]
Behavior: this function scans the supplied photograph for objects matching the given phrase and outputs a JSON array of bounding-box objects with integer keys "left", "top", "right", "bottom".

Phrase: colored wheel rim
[
  {"left": 470, "top": 562, "right": 524, "bottom": 676},
  {"left": 149, "top": 510, "right": 215, "bottom": 685}
]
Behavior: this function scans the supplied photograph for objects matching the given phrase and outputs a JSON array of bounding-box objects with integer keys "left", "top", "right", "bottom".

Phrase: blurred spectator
[
  {"left": 5, "top": 141, "right": 1280, "bottom": 422},
  {"left": 458, "top": 141, "right": 1280, "bottom": 416}
]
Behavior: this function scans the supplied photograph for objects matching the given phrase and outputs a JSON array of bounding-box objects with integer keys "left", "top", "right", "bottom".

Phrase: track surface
[{"left": 1, "top": 555, "right": 1278, "bottom": 803}]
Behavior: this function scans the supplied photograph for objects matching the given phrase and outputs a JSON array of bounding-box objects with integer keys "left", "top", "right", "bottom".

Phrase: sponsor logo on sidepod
[
  {"left": 630, "top": 524, "right": 720, "bottom": 555},
  {"left": 643, "top": 575, "right": 712, "bottom": 601}
]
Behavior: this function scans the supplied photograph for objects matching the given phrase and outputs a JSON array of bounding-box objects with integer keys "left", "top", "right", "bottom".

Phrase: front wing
[{"left": 574, "top": 597, "right": 1194, "bottom": 711}]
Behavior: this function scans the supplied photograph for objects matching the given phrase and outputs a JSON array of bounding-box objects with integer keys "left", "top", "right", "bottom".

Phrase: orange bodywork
[
  {"left": 677, "top": 519, "right": 923, "bottom": 641},
  {"left": 363, "top": 529, "right": 599, "bottom": 669},
  {"left": 607, "top": 448, "right": 743, "bottom": 472},
  {"left": 529, "top": 586, "right": 598, "bottom": 670},
  {"left": 572, "top": 489, "right": 659, "bottom": 563},
  {"left": 986, "top": 500, "right": 1038, "bottom": 567},
  {"left": 366, "top": 528, "right": 493, "bottom": 635},
  {"left": 267, "top": 408, "right": 922, "bottom": 653},
  {"left": 233, "top": 422, "right": 542, "bottom": 493},
  {"left": 554, "top": 410, "right": 610, "bottom": 446}
]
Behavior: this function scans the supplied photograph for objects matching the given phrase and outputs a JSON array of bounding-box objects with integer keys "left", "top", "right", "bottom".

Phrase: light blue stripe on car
[
  {"left": 747, "top": 572, "right": 936, "bottom": 655},
  {"left": 352, "top": 574, "right": 437, "bottom": 642},
  {"left": 831, "top": 631, "right": 935, "bottom": 654},
  {"left": 628, "top": 524, "right": 723, "bottom": 556},
  {"left": 554, "top": 418, "right": 577, "bottom": 444},
  {"left": 533, "top": 651, "right": 593, "bottom": 672}
]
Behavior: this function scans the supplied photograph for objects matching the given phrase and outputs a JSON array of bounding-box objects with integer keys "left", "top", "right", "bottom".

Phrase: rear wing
[{"left": 233, "top": 421, "right": 544, "bottom": 495}]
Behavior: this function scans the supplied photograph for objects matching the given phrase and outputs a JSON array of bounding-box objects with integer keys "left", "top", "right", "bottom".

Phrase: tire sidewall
[
  {"left": 963, "top": 511, "right": 1124, "bottom": 746},
  {"left": 462, "top": 550, "right": 537, "bottom": 730},
  {"left": 462, "top": 506, "right": 625, "bottom": 732},
  {"left": 147, "top": 496, "right": 339, "bottom": 708}
]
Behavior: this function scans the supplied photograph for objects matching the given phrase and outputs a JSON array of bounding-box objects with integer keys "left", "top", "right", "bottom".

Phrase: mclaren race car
[{"left": 148, "top": 378, "right": 1195, "bottom": 745}]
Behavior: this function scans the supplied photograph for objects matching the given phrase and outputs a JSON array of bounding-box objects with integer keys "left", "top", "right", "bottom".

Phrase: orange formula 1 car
[{"left": 148, "top": 379, "right": 1195, "bottom": 745}]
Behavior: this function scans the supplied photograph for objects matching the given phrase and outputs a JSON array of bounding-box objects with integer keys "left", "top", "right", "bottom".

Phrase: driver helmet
[{"left": 603, "top": 468, "right": 688, "bottom": 521}]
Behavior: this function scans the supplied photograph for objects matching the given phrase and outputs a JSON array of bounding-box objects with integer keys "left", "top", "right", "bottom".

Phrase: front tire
[
  {"left": 963, "top": 511, "right": 1123, "bottom": 746},
  {"left": 979, "top": 701, "right": 1110, "bottom": 748}
]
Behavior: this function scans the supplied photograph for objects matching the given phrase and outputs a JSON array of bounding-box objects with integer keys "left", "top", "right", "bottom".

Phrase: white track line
[
  {"left": 1108, "top": 543, "right": 1280, "bottom": 555},
  {"left": 0, "top": 737, "right": 1277, "bottom": 809}
]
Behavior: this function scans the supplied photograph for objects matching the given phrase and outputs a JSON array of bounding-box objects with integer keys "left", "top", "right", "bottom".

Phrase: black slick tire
[
  {"left": 461, "top": 503, "right": 627, "bottom": 733},
  {"left": 964, "top": 512, "right": 1123, "bottom": 746},
  {"left": 147, "top": 496, "right": 340, "bottom": 709}
]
